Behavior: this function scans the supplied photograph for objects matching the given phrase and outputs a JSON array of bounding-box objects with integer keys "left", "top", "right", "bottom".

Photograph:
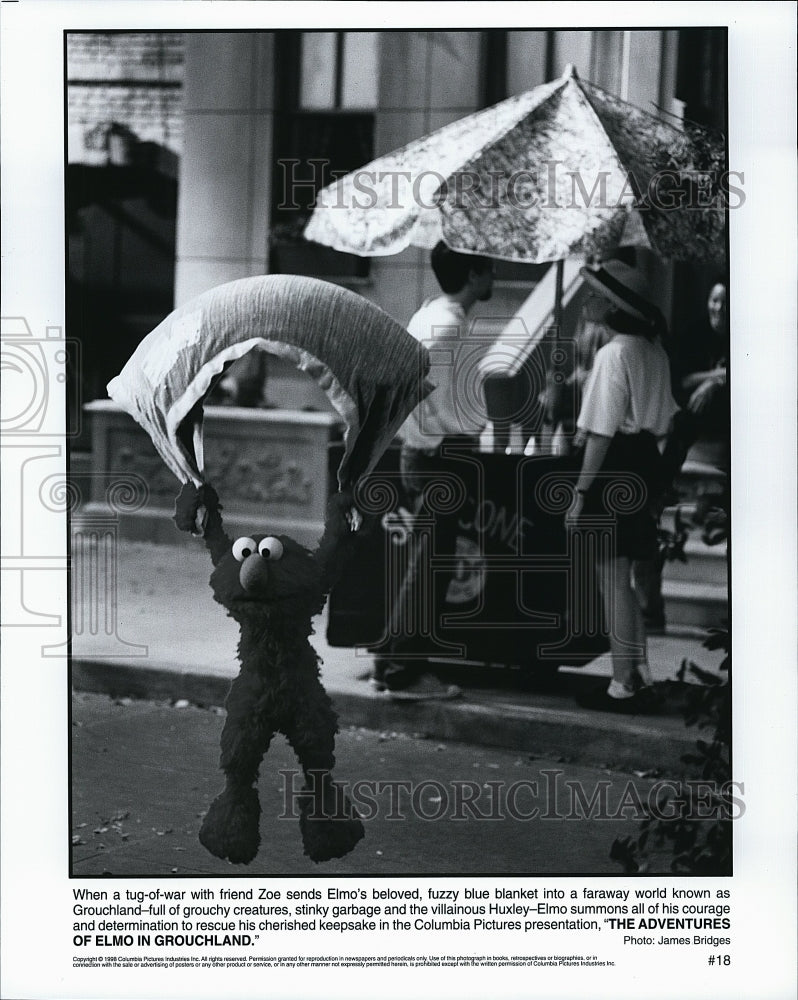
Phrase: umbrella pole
[
  {"left": 553, "top": 259, "right": 564, "bottom": 337},
  {"left": 543, "top": 260, "right": 566, "bottom": 453}
]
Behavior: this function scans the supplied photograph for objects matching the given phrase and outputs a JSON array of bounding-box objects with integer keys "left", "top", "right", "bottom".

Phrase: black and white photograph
[
  {"left": 1, "top": 3, "right": 796, "bottom": 999},
  {"left": 66, "top": 22, "right": 734, "bottom": 876}
]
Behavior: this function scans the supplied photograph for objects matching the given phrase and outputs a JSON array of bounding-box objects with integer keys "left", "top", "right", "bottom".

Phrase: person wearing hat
[{"left": 565, "top": 259, "right": 678, "bottom": 712}]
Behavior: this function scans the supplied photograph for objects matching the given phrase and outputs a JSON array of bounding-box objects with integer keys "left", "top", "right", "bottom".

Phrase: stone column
[
  {"left": 174, "top": 32, "right": 275, "bottom": 305},
  {"left": 367, "top": 31, "right": 485, "bottom": 325}
]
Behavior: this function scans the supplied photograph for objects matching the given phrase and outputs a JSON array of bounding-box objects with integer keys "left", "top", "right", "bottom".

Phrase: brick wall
[{"left": 67, "top": 32, "right": 184, "bottom": 162}]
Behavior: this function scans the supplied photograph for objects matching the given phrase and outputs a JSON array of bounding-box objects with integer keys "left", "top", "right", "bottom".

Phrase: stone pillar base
[{"left": 83, "top": 400, "right": 340, "bottom": 548}]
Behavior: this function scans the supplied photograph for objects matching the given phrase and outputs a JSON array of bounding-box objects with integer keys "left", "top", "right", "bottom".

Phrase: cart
[{"left": 327, "top": 444, "right": 610, "bottom": 682}]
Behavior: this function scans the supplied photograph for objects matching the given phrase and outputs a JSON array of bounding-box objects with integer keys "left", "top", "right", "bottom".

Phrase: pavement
[
  {"left": 69, "top": 540, "right": 727, "bottom": 876},
  {"left": 71, "top": 540, "right": 725, "bottom": 776},
  {"left": 72, "top": 691, "right": 679, "bottom": 876}
]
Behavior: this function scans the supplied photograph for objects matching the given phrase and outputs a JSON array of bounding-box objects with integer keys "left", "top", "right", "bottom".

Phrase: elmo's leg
[
  {"left": 281, "top": 673, "right": 364, "bottom": 863},
  {"left": 199, "top": 670, "right": 274, "bottom": 864}
]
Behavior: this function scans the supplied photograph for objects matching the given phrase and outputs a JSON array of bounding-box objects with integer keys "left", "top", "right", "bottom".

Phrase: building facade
[{"left": 68, "top": 27, "right": 727, "bottom": 415}]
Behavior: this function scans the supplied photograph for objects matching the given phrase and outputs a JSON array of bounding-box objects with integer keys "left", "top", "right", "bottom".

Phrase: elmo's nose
[{"left": 239, "top": 552, "right": 270, "bottom": 595}]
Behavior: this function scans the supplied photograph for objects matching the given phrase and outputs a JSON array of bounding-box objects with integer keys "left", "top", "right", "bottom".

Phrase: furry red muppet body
[
  {"left": 174, "top": 481, "right": 364, "bottom": 864},
  {"left": 106, "top": 275, "right": 431, "bottom": 866}
]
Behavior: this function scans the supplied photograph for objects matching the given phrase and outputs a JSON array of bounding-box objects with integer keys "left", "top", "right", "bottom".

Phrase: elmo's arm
[{"left": 174, "top": 482, "right": 231, "bottom": 566}]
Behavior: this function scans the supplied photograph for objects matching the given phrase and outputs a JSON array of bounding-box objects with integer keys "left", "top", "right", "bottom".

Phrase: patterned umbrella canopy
[
  {"left": 304, "top": 65, "right": 726, "bottom": 264},
  {"left": 107, "top": 275, "right": 432, "bottom": 490}
]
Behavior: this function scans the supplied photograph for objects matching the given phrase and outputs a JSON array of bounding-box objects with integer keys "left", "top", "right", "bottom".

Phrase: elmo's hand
[
  {"left": 326, "top": 490, "right": 360, "bottom": 531},
  {"left": 174, "top": 482, "right": 221, "bottom": 534}
]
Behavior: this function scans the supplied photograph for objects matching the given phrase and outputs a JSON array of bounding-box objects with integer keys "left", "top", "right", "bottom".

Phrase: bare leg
[
  {"left": 632, "top": 557, "right": 666, "bottom": 630},
  {"left": 597, "top": 555, "right": 647, "bottom": 690},
  {"left": 199, "top": 670, "right": 274, "bottom": 864}
]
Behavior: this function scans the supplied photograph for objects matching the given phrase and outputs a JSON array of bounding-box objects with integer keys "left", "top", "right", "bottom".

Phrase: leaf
[
  {"left": 703, "top": 627, "right": 730, "bottom": 652},
  {"left": 609, "top": 837, "right": 639, "bottom": 874},
  {"left": 688, "top": 662, "right": 724, "bottom": 686}
]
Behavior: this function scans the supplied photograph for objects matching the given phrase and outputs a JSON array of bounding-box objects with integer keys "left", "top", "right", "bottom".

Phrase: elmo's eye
[
  {"left": 232, "top": 536, "right": 257, "bottom": 562},
  {"left": 258, "top": 536, "right": 284, "bottom": 560}
]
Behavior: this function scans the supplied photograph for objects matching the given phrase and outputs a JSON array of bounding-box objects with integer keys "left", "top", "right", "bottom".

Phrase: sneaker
[
  {"left": 368, "top": 660, "right": 414, "bottom": 693},
  {"left": 576, "top": 683, "right": 663, "bottom": 715},
  {"left": 387, "top": 673, "right": 462, "bottom": 702}
]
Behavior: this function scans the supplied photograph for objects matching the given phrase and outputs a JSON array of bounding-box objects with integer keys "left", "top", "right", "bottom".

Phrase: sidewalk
[
  {"left": 71, "top": 541, "right": 725, "bottom": 775},
  {"left": 71, "top": 691, "right": 675, "bottom": 876}
]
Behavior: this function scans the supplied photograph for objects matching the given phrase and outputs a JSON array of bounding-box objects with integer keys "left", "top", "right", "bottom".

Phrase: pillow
[{"left": 107, "top": 275, "right": 432, "bottom": 490}]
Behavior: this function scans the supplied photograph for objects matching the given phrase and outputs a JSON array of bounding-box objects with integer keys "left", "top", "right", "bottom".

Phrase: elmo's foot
[
  {"left": 299, "top": 783, "right": 364, "bottom": 863},
  {"left": 199, "top": 785, "right": 261, "bottom": 864}
]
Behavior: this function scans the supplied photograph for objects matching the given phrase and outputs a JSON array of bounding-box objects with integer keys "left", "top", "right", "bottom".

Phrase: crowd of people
[{"left": 366, "top": 243, "right": 728, "bottom": 710}]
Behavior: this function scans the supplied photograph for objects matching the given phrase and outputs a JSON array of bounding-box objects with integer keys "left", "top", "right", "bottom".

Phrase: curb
[{"left": 72, "top": 658, "right": 699, "bottom": 774}]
